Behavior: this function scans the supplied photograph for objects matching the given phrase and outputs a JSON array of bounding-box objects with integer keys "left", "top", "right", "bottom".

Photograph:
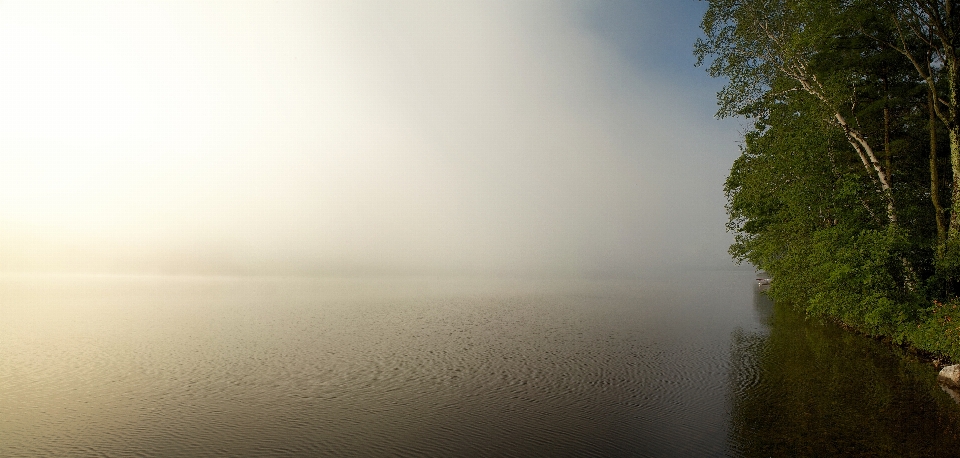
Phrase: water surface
[{"left": 1, "top": 272, "right": 958, "bottom": 456}]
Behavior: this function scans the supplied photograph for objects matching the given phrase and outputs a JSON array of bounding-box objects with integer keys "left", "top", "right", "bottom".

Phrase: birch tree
[
  {"left": 699, "top": 0, "right": 960, "bottom": 361},
  {"left": 697, "top": 0, "right": 899, "bottom": 223}
]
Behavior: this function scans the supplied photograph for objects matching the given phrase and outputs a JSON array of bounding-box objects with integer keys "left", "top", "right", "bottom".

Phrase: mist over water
[
  {"left": 8, "top": 2, "right": 919, "bottom": 456},
  {"left": 0, "top": 1, "right": 738, "bottom": 277}
]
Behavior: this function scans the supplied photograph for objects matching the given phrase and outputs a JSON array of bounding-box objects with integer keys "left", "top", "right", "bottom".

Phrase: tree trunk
[
  {"left": 885, "top": 107, "right": 892, "bottom": 175},
  {"left": 884, "top": 75, "right": 892, "bottom": 178},
  {"left": 949, "top": 125, "right": 960, "bottom": 239},
  {"left": 830, "top": 110, "right": 897, "bottom": 224},
  {"left": 931, "top": 86, "right": 947, "bottom": 253},
  {"left": 947, "top": 50, "right": 960, "bottom": 241}
]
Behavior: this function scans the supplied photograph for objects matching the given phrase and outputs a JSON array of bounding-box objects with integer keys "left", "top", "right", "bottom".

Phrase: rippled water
[{"left": 1, "top": 272, "right": 958, "bottom": 456}]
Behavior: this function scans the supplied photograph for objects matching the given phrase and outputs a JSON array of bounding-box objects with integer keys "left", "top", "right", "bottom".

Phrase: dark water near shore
[{"left": 1, "top": 271, "right": 959, "bottom": 456}]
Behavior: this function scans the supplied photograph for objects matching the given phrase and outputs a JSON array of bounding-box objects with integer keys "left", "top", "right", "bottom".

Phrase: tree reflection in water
[{"left": 728, "top": 291, "right": 960, "bottom": 456}]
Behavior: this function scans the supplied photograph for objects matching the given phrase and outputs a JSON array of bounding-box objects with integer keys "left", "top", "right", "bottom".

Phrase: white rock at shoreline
[{"left": 938, "top": 365, "right": 960, "bottom": 389}]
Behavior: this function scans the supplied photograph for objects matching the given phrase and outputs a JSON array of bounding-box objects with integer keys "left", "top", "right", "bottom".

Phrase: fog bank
[{"left": 0, "top": 1, "right": 740, "bottom": 276}]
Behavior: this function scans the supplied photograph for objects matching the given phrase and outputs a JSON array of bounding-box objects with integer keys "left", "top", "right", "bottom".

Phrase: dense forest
[{"left": 696, "top": 0, "right": 960, "bottom": 360}]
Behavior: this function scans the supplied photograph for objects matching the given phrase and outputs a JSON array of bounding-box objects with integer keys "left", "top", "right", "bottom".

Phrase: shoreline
[{"left": 760, "top": 286, "right": 956, "bottom": 369}]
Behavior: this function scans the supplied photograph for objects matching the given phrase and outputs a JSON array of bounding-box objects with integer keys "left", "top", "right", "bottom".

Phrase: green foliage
[
  {"left": 700, "top": 0, "right": 960, "bottom": 359},
  {"left": 906, "top": 298, "right": 960, "bottom": 360},
  {"left": 803, "top": 226, "right": 918, "bottom": 332}
]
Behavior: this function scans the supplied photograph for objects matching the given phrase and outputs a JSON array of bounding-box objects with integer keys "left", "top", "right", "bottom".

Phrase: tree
[
  {"left": 863, "top": 0, "right": 960, "bottom": 239},
  {"left": 698, "top": 0, "right": 960, "bottom": 362},
  {"left": 696, "top": 0, "right": 899, "bottom": 223}
]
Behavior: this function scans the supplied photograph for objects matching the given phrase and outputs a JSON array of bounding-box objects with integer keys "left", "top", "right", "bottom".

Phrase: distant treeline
[{"left": 696, "top": 0, "right": 960, "bottom": 359}]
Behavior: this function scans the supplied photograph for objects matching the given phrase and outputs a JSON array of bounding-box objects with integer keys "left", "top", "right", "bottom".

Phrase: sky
[{"left": 0, "top": 0, "right": 742, "bottom": 277}]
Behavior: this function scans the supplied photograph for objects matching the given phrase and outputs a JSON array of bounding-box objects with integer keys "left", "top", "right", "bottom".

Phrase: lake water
[{"left": 2, "top": 271, "right": 959, "bottom": 456}]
